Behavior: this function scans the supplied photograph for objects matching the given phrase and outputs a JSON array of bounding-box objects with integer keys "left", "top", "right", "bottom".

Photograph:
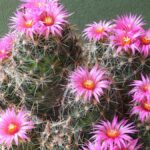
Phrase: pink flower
[
  {"left": 111, "top": 14, "right": 144, "bottom": 55},
  {"left": 114, "top": 139, "right": 142, "bottom": 150},
  {"left": 82, "top": 142, "right": 102, "bottom": 150},
  {"left": 19, "top": 0, "right": 58, "bottom": 10},
  {"left": 20, "top": 0, "right": 47, "bottom": 9},
  {"left": 0, "top": 108, "right": 34, "bottom": 149},
  {"left": 129, "top": 74, "right": 150, "bottom": 103},
  {"left": 0, "top": 34, "right": 14, "bottom": 61},
  {"left": 114, "top": 14, "right": 144, "bottom": 33},
  {"left": 83, "top": 20, "right": 113, "bottom": 42},
  {"left": 35, "top": 3, "right": 69, "bottom": 37},
  {"left": 68, "top": 65, "right": 111, "bottom": 102},
  {"left": 11, "top": 0, "right": 69, "bottom": 38},
  {"left": 10, "top": 11, "right": 37, "bottom": 38},
  {"left": 131, "top": 99, "right": 150, "bottom": 122},
  {"left": 92, "top": 116, "right": 136, "bottom": 150},
  {"left": 110, "top": 30, "right": 140, "bottom": 55},
  {"left": 139, "top": 29, "right": 150, "bottom": 57}
]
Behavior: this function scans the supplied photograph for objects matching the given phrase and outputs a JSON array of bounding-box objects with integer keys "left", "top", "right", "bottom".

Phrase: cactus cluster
[{"left": 0, "top": 0, "right": 150, "bottom": 150}]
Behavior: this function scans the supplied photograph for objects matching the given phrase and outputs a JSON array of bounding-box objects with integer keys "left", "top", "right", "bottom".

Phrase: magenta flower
[
  {"left": 110, "top": 30, "right": 140, "bottom": 55},
  {"left": 19, "top": 0, "right": 58, "bottom": 10},
  {"left": 35, "top": 2, "right": 69, "bottom": 38},
  {"left": 11, "top": 0, "right": 68, "bottom": 38},
  {"left": 114, "top": 139, "right": 142, "bottom": 150},
  {"left": 114, "top": 14, "right": 144, "bottom": 33},
  {"left": 83, "top": 20, "right": 113, "bottom": 42},
  {"left": 0, "top": 34, "right": 14, "bottom": 61},
  {"left": 131, "top": 99, "right": 150, "bottom": 122},
  {"left": 130, "top": 74, "right": 150, "bottom": 103},
  {"left": 139, "top": 29, "right": 150, "bottom": 57},
  {"left": 10, "top": 11, "right": 37, "bottom": 38},
  {"left": 68, "top": 65, "right": 111, "bottom": 102},
  {"left": 20, "top": 0, "right": 47, "bottom": 9},
  {"left": 82, "top": 142, "right": 102, "bottom": 150},
  {"left": 0, "top": 108, "right": 34, "bottom": 149},
  {"left": 92, "top": 116, "right": 136, "bottom": 150}
]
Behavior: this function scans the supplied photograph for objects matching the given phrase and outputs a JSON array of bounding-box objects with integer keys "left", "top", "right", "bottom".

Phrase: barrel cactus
[
  {"left": 0, "top": 0, "right": 81, "bottom": 117},
  {"left": 0, "top": 1, "right": 149, "bottom": 150}
]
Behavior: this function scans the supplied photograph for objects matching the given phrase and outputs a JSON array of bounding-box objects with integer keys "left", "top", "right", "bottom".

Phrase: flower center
[
  {"left": 43, "top": 16, "right": 54, "bottom": 26},
  {"left": 106, "top": 129, "right": 119, "bottom": 138},
  {"left": 8, "top": 123, "right": 19, "bottom": 135},
  {"left": 141, "top": 36, "right": 150, "bottom": 45},
  {"left": 142, "top": 84, "right": 150, "bottom": 92},
  {"left": 142, "top": 101, "right": 150, "bottom": 111},
  {"left": 122, "top": 36, "right": 131, "bottom": 45},
  {"left": 83, "top": 80, "right": 95, "bottom": 90},
  {"left": 24, "top": 20, "right": 34, "bottom": 28},
  {"left": 95, "top": 27, "right": 105, "bottom": 34}
]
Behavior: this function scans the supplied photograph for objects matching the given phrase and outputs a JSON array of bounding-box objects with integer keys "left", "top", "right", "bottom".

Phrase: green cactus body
[{"left": 1, "top": 26, "right": 81, "bottom": 117}]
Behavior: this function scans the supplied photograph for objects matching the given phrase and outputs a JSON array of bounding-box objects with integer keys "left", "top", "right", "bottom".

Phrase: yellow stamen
[
  {"left": 8, "top": 123, "right": 19, "bottom": 135},
  {"left": 25, "top": 20, "right": 34, "bottom": 28},
  {"left": 122, "top": 36, "right": 131, "bottom": 45},
  {"left": 96, "top": 27, "right": 105, "bottom": 34},
  {"left": 142, "top": 84, "right": 150, "bottom": 92},
  {"left": 141, "top": 36, "right": 150, "bottom": 45},
  {"left": 143, "top": 102, "right": 150, "bottom": 111},
  {"left": 83, "top": 80, "right": 95, "bottom": 90},
  {"left": 43, "top": 16, "right": 54, "bottom": 26},
  {"left": 106, "top": 129, "right": 119, "bottom": 138}
]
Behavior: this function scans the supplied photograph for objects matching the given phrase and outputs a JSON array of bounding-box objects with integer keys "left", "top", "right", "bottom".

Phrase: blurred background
[{"left": 0, "top": 0, "right": 150, "bottom": 37}]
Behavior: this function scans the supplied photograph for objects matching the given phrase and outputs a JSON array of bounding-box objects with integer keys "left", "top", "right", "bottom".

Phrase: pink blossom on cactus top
[
  {"left": 0, "top": 34, "right": 14, "bottom": 61},
  {"left": 114, "top": 139, "right": 142, "bottom": 150},
  {"left": 114, "top": 14, "right": 144, "bottom": 33},
  {"left": 0, "top": 108, "right": 34, "bottom": 149},
  {"left": 20, "top": 0, "right": 47, "bottom": 8},
  {"left": 92, "top": 116, "right": 136, "bottom": 150},
  {"left": 139, "top": 29, "right": 150, "bottom": 57},
  {"left": 110, "top": 30, "right": 141, "bottom": 55},
  {"left": 68, "top": 65, "right": 111, "bottom": 102},
  {"left": 11, "top": 0, "right": 68, "bottom": 38},
  {"left": 82, "top": 142, "right": 102, "bottom": 150},
  {"left": 35, "top": 2, "right": 69, "bottom": 38},
  {"left": 19, "top": 0, "right": 59, "bottom": 10},
  {"left": 10, "top": 11, "right": 37, "bottom": 38},
  {"left": 129, "top": 74, "right": 150, "bottom": 103},
  {"left": 131, "top": 99, "right": 150, "bottom": 122},
  {"left": 83, "top": 20, "right": 113, "bottom": 42}
]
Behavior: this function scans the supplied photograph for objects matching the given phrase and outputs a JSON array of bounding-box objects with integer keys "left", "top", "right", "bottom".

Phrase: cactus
[
  {"left": 78, "top": 15, "right": 150, "bottom": 149},
  {"left": 0, "top": 1, "right": 150, "bottom": 150},
  {"left": 9, "top": 25, "right": 81, "bottom": 116},
  {"left": 0, "top": 1, "right": 81, "bottom": 117}
]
